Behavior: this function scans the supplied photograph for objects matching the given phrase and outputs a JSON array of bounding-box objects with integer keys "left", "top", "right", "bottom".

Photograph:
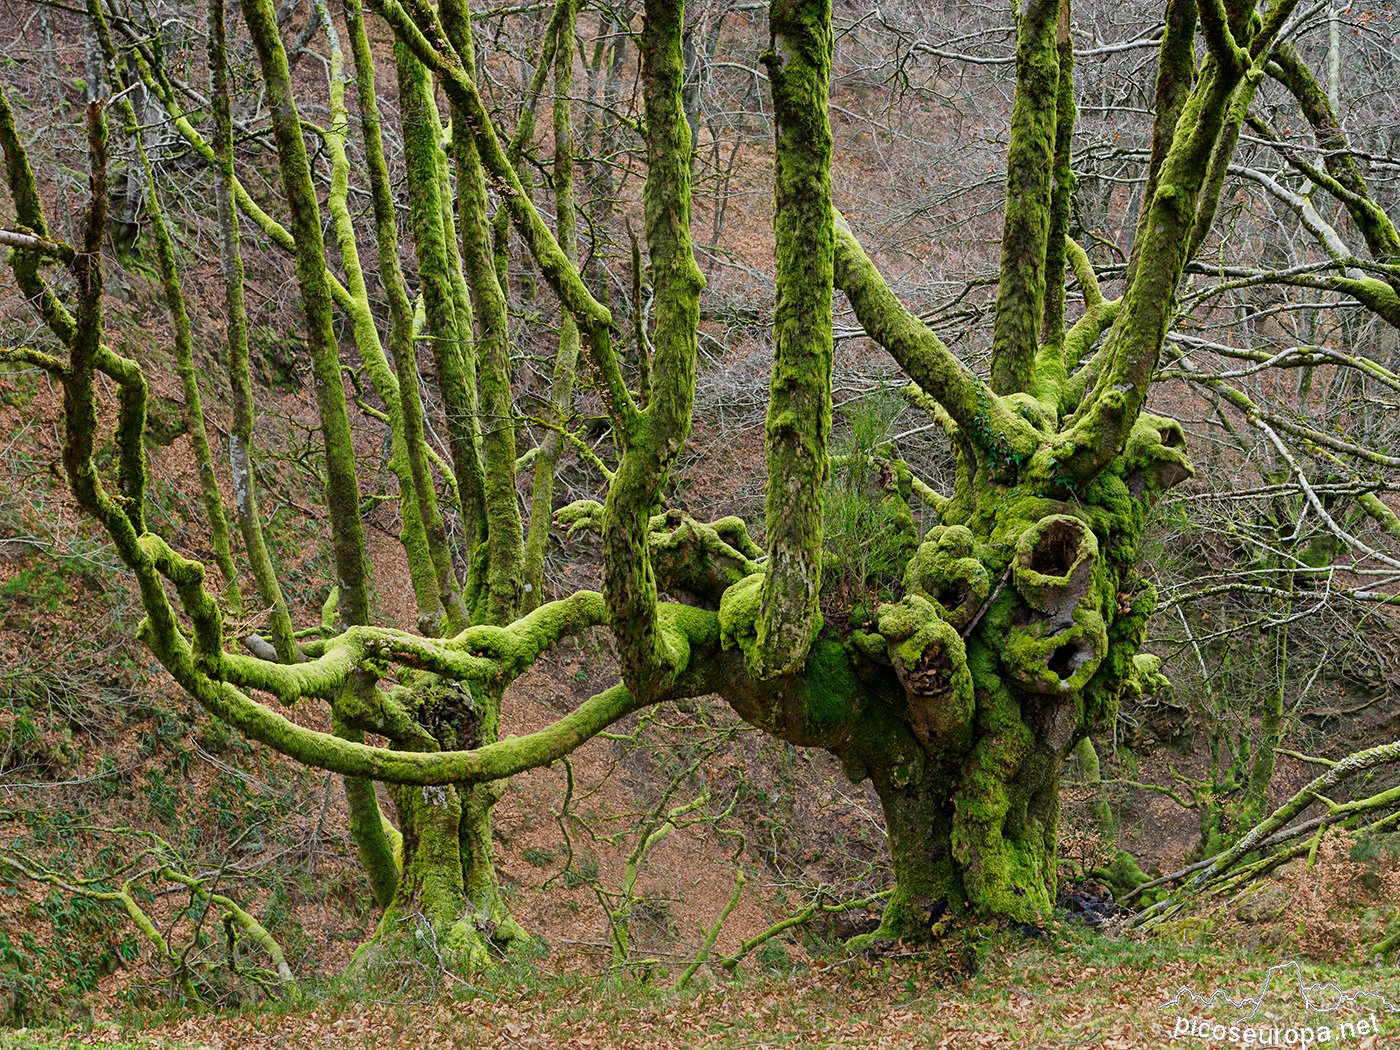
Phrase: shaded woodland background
[{"left": 0, "top": 0, "right": 1398, "bottom": 1037}]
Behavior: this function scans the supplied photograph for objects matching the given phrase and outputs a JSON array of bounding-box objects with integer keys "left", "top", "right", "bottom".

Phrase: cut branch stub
[
  {"left": 1121, "top": 413, "right": 1193, "bottom": 500},
  {"left": 1011, "top": 514, "right": 1097, "bottom": 625},
  {"left": 903, "top": 525, "right": 991, "bottom": 630},
  {"left": 877, "top": 595, "right": 976, "bottom": 751},
  {"left": 1003, "top": 607, "right": 1109, "bottom": 695}
]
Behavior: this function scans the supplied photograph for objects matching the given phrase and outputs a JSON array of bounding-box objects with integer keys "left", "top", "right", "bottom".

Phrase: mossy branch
[
  {"left": 239, "top": 0, "right": 370, "bottom": 629},
  {"left": 438, "top": 0, "right": 527, "bottom": 627},
  {"left": 0, "top": 851, "right": 194, "bottom": 999},
  {"left": 1250, "top": 54, "right": 1400, "bottom": 265},
  {"left": 94, "top": 3, "right": 244, "bottom": 616},
  {"left": 990, "top": 0, "right": 1064, "bottom": 395},
  {"left": 833, "top": 213, "right": 1041, "bottom": 465},
  {"left": 718, "top": 890, "right": 892, "bottom": 973},
  {"left": 490, "top": 0, "right": 562, "bottom": 292},
  {"left": 1129, "top": 739, "right": 1400, "bottom": 927},
  {"left": 369, "top": 0, "right": 632, "bottom": 432},
  {"left": 1039, "top": 12, "right": 1076, "bottom": 351},
  {"left": 210, "top": 0, "right": 299, "bottom": 662},
  {"left": 398, "top": 42, "right": 487, "bottom": 631},
  {"left": 751, "top": 0, "right": 835, "bottom": 679},
  {"left": 678, "top": 852, "right": 746, "bottom": 989},
  {"left": 523, "top": 0, "right": 583, "bottom": 612},
  {"left": 0, "top": 228, "right": 73, "bottom": 259},
  {"left": 159, "top": 867, "right": 298, "bottom": 992},
  {"left": 1051, "top": 57, "right": 1247, "bottom": 484},
  {"left": 322, "top": 1, "right": 455, "bottom": 634}
]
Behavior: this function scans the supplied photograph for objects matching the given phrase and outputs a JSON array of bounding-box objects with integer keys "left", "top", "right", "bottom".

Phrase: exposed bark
[{"left": 754, "top": 0, "right": 834, "bottom": 680}]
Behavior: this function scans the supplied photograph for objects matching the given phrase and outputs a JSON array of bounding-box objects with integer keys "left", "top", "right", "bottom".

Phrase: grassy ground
[{"left": 2, "top": 925, "right": 1398, "bottom": 1049}]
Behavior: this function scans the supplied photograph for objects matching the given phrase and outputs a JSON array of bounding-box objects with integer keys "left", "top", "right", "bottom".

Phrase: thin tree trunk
[
  {"left": 239, "top": 0, "right": 371, "bottom": 630},
  {"left": 523, "top": 0, "right": 582, "bottom": 612}
]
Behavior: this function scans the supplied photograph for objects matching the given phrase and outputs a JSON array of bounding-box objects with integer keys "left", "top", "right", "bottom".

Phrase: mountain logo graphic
[{"left": 1158, "top": 960, "right": 1399, "bottom": 1046}]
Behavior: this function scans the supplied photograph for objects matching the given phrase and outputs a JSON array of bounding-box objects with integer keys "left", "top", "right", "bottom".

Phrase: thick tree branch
[
  {"left": 832, "top": 213, "right": 1042, "bottom": 466},
  {"left": 990, "top": 0, "right": 1063, "bottom": 395},
  {"left": 239, "top": 0, "right": 370, "bottom": 628},
  {"left": 755, "top": 0, "right": 834, "bottom": 678}
]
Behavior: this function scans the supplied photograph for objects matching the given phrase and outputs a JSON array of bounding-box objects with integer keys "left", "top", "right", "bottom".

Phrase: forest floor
[{"left": 3, "top": 933, "right": 1400, "bottom": 1048}]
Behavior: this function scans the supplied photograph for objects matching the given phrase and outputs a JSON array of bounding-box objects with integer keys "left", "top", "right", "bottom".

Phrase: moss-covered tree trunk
[
  {"left": 353, "top": 685, "right": 523, "bottom": 971},
  {"left": 702, "top": 0, "right": 1284, "bottom": 935},
  {"left": 841, "top": 450, "right": 1185, "bottom": 932}
]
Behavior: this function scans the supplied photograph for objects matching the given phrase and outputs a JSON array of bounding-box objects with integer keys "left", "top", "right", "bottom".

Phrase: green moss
[
  {"left": 989, "top": 0, "right": 1063, "bottom": 397},
  {"left": 241, "top": 0, "right": 370, "bottom": 629},
  {"left": 1010, "top": 515, "right": 1097, "bottom": 618},
  {"left": 1000, "top": 608, "right": 1108, "bottom": 695},
  {"left": 1093, "top": 851, "right": 1153, "bottom": 896},
  {"left": 717, "top": 572, "right": 765, "bottom": 669},
  {"left": 795, "top": 640, "right": 863, "bottom": 737},
  {"left": 336, "top": 717, "right": 400, "bottom": 908},
  {"left": 1004, "top": 391, "right": 1057, "bottom": 434},
  {"left": 903, "top": 525, "right": 991, "bottom": 629},
  {"left": 521, "top": 0, "right": 583, "bottom": 612}
]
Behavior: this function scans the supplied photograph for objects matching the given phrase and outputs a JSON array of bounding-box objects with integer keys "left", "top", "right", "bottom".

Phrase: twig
[{"left": 962, "top": 564, "right": 1013, "bottom": 639}]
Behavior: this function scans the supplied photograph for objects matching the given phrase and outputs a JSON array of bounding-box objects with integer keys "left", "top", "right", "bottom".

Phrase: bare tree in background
[{"left": 0, "top": 0, "right": 1397, "bottom": 973}]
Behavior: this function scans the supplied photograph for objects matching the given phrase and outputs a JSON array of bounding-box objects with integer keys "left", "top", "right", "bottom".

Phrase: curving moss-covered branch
[{"left": 89, "top": 0, "right": 246, "bottom": 619}]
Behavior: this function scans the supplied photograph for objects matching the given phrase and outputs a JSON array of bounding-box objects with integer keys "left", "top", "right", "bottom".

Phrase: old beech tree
[{"left": 7, "top": 0, "right": 1393, "bottom": 967}]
